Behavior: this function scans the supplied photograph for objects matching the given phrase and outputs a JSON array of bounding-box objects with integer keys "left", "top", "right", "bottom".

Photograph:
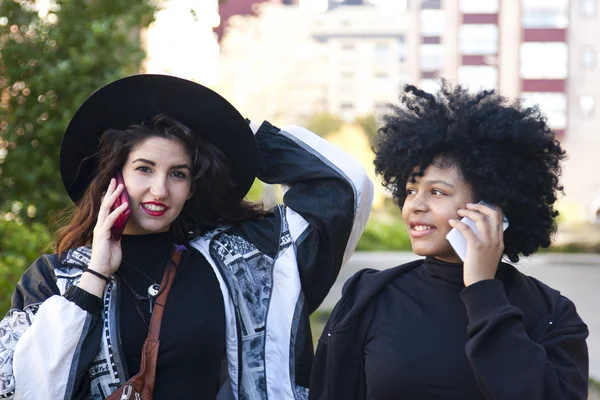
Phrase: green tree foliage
[
  {"left": 356, "top": 204, "right": 412, "bottom": 252},
  {"left": 0, "top": 0, "right": 157, "bottom": 222},
  {"left": 0, "top": 0, "right": 157, "bottom": 315},
  {"left": 306, "top": 112, "right": 344, "bottom": 139},
  {"left": 0, "top": 219, "right": 52, "bottom": 313},
  {"left": 354, "top": 114, "right": 378, "bottom": 144}
]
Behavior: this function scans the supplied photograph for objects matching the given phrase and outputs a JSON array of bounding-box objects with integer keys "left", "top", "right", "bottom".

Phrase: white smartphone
[{"left": 446, "top": 201, "right": 509, "bottom": 262}]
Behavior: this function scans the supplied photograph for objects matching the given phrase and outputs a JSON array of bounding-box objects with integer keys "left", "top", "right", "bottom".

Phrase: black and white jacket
[{"left": 0, "top": 122, "right": 373, "bottom": 400}]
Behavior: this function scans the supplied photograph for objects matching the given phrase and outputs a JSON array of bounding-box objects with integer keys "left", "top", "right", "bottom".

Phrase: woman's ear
[{"left": 187, "top": 183, "right": 195, "bottom": 200}]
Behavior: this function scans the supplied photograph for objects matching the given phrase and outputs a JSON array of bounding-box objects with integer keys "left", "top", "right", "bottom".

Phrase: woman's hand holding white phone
[{"left": 447, "top": 201, "right": 509, "bottom": 287}]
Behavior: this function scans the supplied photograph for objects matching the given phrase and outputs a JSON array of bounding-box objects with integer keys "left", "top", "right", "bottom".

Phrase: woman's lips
[
  {"left": 141, "top": 202, "right": 168, "bottom": 217},
  {"left": 409, "top": 224, "right": 436, "bottom": 238}
]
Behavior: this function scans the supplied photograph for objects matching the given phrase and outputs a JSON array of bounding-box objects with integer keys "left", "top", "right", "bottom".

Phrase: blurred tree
[
  {"left": 306, "top": 112, "right": 344, "bottom": 139},
  {"left": 0, "top": 218, "right": 52, "bottom": 314},
  {"left": 0, "top": 0, "right": 157, "bottom": 315},
  {"left": 355, "top": 114, "right": 378, "bottom": 144},
  {"left": 0, "top": 0, "right": 157, "bottom": 223}
]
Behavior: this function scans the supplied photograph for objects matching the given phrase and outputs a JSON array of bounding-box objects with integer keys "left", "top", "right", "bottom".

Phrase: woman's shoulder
[
  {"left": 497, "top": 262, "right": 578, "bottom": 325},
  {"left": 328, "top": 260, "right": 424, "bottom": 331},
  {"left": 25, "top": 245, "right": 93, "bottom": 278}
]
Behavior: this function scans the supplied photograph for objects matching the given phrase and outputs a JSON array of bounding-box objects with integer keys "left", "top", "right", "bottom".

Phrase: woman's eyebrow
[
  {"left": 132, "top": 159, "right": 191, "bottom": 170},
  {"left": 132, "top": 158, "right": 155, "bottom": 165},
  {"left": 426, "top": 179, "right": 455, "bottom": 188},
  {"left": 170, "top": 164, "right": 191, "bottom": 170}
]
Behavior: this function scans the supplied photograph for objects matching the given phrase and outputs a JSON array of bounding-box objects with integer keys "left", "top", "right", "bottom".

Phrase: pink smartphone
[{"left": 110, "top": 171, "right": 131, "bottom": 241}]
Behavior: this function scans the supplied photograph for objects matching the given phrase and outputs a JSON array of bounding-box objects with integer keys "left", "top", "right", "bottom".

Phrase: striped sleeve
[{"left": 255, "top": 122, "right": 373, "bottom": 313}]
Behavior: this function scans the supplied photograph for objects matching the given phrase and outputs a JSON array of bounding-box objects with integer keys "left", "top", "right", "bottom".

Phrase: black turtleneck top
[
  {"left": 117, "top": 232, "right": 225, "bottom": 399},
  {"left": 364, "top": 257, "right": 493, "bottom": 399}
]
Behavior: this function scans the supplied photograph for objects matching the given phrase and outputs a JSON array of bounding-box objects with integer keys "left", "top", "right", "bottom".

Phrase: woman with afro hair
[{"left": 309, "top": 81, "right": 589, "bottom": 400}]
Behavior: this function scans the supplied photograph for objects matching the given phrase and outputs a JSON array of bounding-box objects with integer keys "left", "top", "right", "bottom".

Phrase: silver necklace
[{"left": 120, "top": 256, "right": 169, "bottom": 314}]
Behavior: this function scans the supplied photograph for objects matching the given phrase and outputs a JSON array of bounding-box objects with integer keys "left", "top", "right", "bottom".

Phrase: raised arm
[{"left": 253, "top": 121, "right": 373, "bottom": 313}]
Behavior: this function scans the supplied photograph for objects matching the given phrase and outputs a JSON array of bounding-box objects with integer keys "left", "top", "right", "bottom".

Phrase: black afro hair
[{"left": 373, "top": 80, "right": 566, "bottom": 262}]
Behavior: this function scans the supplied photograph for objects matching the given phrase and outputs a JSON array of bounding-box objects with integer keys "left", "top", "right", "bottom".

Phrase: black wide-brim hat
[{"left": 60, "top": 74, "right": 258, "bottom": 203}]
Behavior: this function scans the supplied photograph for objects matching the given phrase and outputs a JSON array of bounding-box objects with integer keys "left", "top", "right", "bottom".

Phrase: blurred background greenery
[{"left": 0, "top": 0, "right": 157, "bottom": 313}]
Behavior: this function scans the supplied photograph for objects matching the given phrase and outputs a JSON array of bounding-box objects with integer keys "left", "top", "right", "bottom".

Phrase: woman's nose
[
  {"left": 408, "top": 194, "right": 428, "bottom": 213},
  {"left": 150, "top": 177, "right": 169, "bottom": 198}
]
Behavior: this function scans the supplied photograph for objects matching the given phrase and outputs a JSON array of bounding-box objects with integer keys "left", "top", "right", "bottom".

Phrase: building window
[
  {"left": 421, "top": 0, "right": 441, "bottom": 9},
  {"left": 300, "top": 0, "right": 329, "bottom": 12},
  {"left": 581, "top": 46, "right": 597, "bottom": 69},
  {"left": 420, "top": 44, "right": 444, "bottom": 71},
  {"left": 522, "top": 0, "right": 569, "bottom": 28},
  {"left": 419, "top": 79, "right": 441, "bottom": 94},
  {"left": 458, "top": 66, "right": 497, "bottom": 90},
  {"left": 374, "top": 72, "right": 390, "bottom": 92},
  {"left": 398, "top": 37, "right": 407, "bottom": 62},
  {"left": 420, "top": 10, "right": 445, "bottom": 36},
  {"left": 582, "top": 0, "right": 597, "bottom": 17},
  {"left": 521, "top": 92, "right": 567, "bottom": 129},
  {"left": 520, "top": 43, "right": 568, "bottom": 78},
  {"left": 579, "top": 95, "right": 595, "bottom": 116},
  {"left": 340, "top": 71, "right": 355, "bottom": 91},
  {"left": 459, "top": 25, "right": 498, "bottom": 55},
  {"left": 341, "top": 42, "right": 356, "bottom": 51},
  {"left": 341, "top": 42, "right": 356, "bottom": 61},
  {"left": 459, "top": 0, "right": 499, "bottom": 13},
  {"left": 374, "top": 43, "right": 390, "bottom": 60},
  {"left": 340, "top": 102, "right": 355, "bottom": 121}
]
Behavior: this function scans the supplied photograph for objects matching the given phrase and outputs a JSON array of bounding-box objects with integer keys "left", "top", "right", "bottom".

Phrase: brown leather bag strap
[
  {"left": 147, "top": 248, "right": 182, "bottom": 340},
  {"left": 106, "top": 246, "right": 183, "bottom": 400}
]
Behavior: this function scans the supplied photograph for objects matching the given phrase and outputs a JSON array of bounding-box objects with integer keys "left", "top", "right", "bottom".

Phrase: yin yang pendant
[
  {"left": 148, "top": 284, "right": 160, "bottom": 298},
  {"left": 148, "top": 284, "right": 160, "bottom": 314}
]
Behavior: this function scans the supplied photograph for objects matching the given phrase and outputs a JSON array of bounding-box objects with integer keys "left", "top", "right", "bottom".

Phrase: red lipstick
[{"left": 141, "top": 201, "right": 169, "bottom": 217}]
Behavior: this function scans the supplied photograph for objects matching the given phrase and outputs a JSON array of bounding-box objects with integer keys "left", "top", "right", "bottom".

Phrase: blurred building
[
  {"left": 406, "top": 0, "right": 569, "bottom": 135},
  {"left": 406, "top": 0, "right": 600, "bottom": 220},
  {"left": 216, "top": 0, "right": 597, "bottom": 216},
  {"left": 563, "top": 0, "right": 600, "bottom": 221},
  {"left": 217, "top": 3, "right": 330, "bottom": 123},
  {"left": 310, "top": 3, "right": 409, "bottom": 119},
  {"left": 215, "top": 0, "right": 274, "bottom": 42},
  {"left": 217, "top": 1, "right": 409, "bottom": 123}
]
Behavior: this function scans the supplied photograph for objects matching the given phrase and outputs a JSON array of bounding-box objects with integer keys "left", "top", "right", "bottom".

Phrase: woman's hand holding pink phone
[
  {"left": 110, "top": 172, "right": 131, "bottom": 241},
  {"left": 88, "top": 174, "right": 130, "bottom": 277},
  {"left": 447, "top": 202, "right": 508, "bottom": 287}
]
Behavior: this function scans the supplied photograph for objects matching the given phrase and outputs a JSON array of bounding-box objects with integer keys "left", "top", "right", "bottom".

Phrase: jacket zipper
[{"left": 112, "top": 277, "right": 129, "bottom": 381}]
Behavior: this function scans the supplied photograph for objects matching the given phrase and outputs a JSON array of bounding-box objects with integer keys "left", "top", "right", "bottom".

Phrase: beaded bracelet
[{"left": 83, "top": 268, "right": 112, "bottom": 283}]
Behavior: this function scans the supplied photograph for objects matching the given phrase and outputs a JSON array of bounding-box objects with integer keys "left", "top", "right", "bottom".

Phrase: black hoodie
[{"left": 309, "top": 259, "right": 589, "bottom": 400}]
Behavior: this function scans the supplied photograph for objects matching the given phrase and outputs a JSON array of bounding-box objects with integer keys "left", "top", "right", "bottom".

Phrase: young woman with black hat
[
  {"left": 0, "top": 74, "right": 373, "bottom": 399},
  {"left": 309, "top": 82, "right": 589, "bottom": 400}
]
